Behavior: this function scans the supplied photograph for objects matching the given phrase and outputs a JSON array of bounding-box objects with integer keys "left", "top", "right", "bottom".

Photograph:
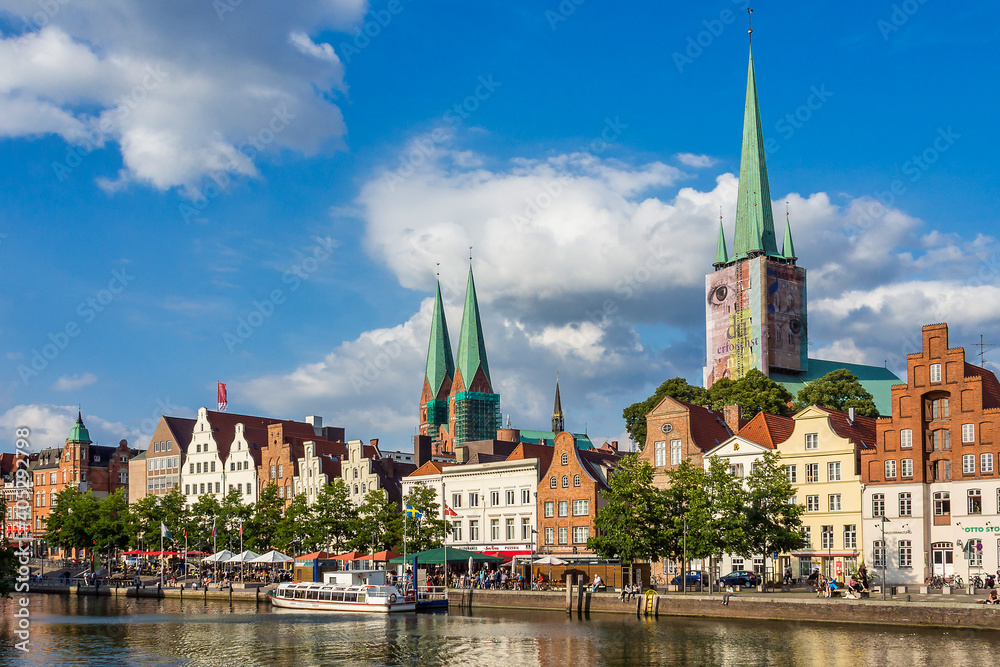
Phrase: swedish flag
[{"left": 405, "top": 505, "right": 423, "bottom": 519}]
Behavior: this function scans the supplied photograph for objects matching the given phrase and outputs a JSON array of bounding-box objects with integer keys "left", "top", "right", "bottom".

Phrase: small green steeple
[
  {"left": 782, "top": 212, "right": 796, "bottom": 261},
  {"left": 714, "top": 219, "right": 729, "bottom": 266},
  {"left": 732, "top": 47, "right": 780, "bottom": 261},
  {"left": 424, "top": 280, "right": 455, "bottom": 398},
  {"left": 67, "top": 410, "right": 92, "bottom": 444},
  {"left": 455, "top": 266, "right": 492, "bottom": 389}
]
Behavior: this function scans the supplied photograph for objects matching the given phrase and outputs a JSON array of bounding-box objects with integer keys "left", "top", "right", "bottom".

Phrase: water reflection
[{"left": 1, "top": 594, "right": 998, "bottom": 666}]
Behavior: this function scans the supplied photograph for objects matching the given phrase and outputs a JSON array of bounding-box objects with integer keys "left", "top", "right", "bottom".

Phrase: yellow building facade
[{"left": 778, "top": 406, "right": 876, "bottom": 582}]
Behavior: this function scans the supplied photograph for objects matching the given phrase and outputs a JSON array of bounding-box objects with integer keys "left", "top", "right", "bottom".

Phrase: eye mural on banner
[{"left": 704, "top": 257, "right": 807, "bottom": 387}]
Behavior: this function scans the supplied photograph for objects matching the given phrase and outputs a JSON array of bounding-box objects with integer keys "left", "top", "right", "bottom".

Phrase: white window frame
[
  {"left": 828, "top": 461, "right": 841, "bottom": 482},
  {"left": 806, "top": 495, "right": 820, "bottom": 512},
  {"left": 963, "top": 454, "right": 976, "bottom": 474},
  {"left": 929, "top": 363, "right": 941, "bottom": 383},
  {"left": 901, "top": 458, "right": 913, "bottom": 478},
  {"left": 885, "top": 459, "right": 897, "bottom": 479},
  {"left": 805, "top": 433, "right": 819, "bottom": 450},
  {"left": 785, "top": 465, "right": 797, "bottom": 484},
  {"left": 653, "top": 441, "right": 666, "bottom": 468},
  {"left": 572, "top": 526, "right": 588, "bottom": 544},
  {"left": 899, "top": 492, "right": 912, "bottom": 516},
  {"left": 981, "top": 453, "right": 994, "bottom": 474},
  {"left": 828, "top": 494, "right": 842, "bottom": 511},
  {"left": 962, "top": 423, "right": 975, "bottom": 443},
  {"left": 806, "top": 463, "right": 819, "bottom": 483},
  {"left": 670, "top": 440, "right": 682, "bottom": 466},
  {"left": 872, "top": 493, "right": 885, "bottom": 517},
  {"left": 900, "top": 429, "right": 912, "bottom": 449}
]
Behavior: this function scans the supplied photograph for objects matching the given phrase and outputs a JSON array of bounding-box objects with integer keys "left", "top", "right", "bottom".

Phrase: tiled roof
[
  {"left": 408, "top": 460, "right": 453, "bottom": 477},
  {"left": 505, "top": 443, "right": 554, "bottom": 474},
  {"left": 817, "top": 407, "right": 878, "bottom": 449},
  {"left": 673, "top": 399, "right": 736, "bottom": 452},
  {"left": 579, "top": 449, "right": 622, "bottom": 490},
  {"left": 965, "top": 362, "right": 1000, "bottom": 410},
  {"left": 161, "top": 416, "right": 197, "bottom": 452},
  {"left": 737, "top": 412, "right": 795, "bottom": 449}
]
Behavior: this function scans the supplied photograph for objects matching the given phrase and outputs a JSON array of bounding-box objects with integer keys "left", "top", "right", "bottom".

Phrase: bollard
[
  {"left": 566, "top": 575, "right": 574, "bottom": 614},
  {"left": 654, "top": 595, "right": 660, "bottom": 618},
  {"left": 635, "top": 592, "right": 642, "bottom": 616}
]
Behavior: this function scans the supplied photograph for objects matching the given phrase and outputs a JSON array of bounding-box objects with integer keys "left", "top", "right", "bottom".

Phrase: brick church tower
[
  {"left": 704, "top": 45, "right": 808, "bottom": 388},
  {"left": 419, "top": 266, "right": 501, "bottom": 455}
]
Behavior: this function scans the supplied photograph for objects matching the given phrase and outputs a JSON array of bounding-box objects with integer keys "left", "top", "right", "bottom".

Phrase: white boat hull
[{"left": 268, "top": 594, "right": 416, "bottom": 613}]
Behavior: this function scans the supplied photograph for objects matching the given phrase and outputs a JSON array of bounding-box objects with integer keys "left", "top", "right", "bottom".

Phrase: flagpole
[
  {"left": 240, "top": 522, "right": 244, "bottom": 583},
  {"left": 184, "top": 526, "right": 188, "bottom": 586},
  {"left": 403, "top": 511, "right": 407, "bottom": 588},
  {"left": 160, "top": 525, "right": 164, "bottom": 588}
]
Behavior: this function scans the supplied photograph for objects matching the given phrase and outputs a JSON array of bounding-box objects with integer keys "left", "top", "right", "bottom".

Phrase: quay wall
[{"left": 451, "top": 589, "right": 1000, "bottom": 632}]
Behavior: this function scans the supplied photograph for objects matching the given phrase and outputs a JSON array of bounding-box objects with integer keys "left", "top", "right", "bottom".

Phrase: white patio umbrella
[
  {"left": 204, "top": 549, "right": 234, "bottom": 563},
  {"left": 225, "top": 550, "right": 261, "bottom": 563},
  {"left": 532, "top": 555, "right": 568, "bottom": 584},
  {"left": 250, "top": 550, "right": 292, "bottom": 563}
]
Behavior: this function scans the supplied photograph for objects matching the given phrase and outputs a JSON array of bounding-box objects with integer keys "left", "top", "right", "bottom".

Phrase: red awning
[{"left": 480, "top": 550, "right": 533, "bottom": 561}]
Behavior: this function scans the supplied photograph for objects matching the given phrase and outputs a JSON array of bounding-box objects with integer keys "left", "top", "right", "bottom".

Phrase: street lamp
[{"left": 879, "top": 516, "right": 890, "bottom": 600}]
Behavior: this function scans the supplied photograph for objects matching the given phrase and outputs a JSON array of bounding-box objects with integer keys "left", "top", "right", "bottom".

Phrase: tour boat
[{"left": 268, "top": 570, "right": 416, "bottom": 613}]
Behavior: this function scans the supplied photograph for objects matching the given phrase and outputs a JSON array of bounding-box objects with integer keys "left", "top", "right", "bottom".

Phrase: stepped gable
[{"left": 736, "top": 411, "right": 795, "bottom": 449}]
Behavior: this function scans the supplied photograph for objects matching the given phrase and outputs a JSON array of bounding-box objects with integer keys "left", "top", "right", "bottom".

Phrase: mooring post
[{"left": 566, "top": 575, "right": 574, "bottom": 614}]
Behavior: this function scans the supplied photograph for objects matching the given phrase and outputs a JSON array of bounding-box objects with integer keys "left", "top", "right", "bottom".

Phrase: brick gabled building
[
  {"left": 133, "top": 415, "right": 196, "bottom": 503},
  {"left": 537, "top": 432, "right": 620, "bottom": 557},
  {"left": 640, "top": 396, "right": 740, "bottom": 487},
  {"left": 27, "top": 413, "right": 136, "bottom": 556},
  {"left": 861, "top": 323, "right": 1000, "bottom": 584}
]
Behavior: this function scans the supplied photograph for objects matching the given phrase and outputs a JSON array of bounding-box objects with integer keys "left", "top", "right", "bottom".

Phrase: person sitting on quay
[
  {"left": 721, "top": 585, "right": 736, "bottom": 606},
  {"left": 807, "top": 568, "right": 820, "bottom": 592},
  {"left": 591, "top": 574, "right": 603, "bottom": 593},
  {"left": 980, "top": 589, "right": 999, "bottom": 605}
]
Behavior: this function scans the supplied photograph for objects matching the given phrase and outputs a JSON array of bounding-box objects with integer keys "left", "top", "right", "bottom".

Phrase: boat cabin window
[
  {"left": 320, "top": 591, "right": 332, "bottom": 601},
  {"left": 307, "top": 589, "right": 319, "bottom": 600}
]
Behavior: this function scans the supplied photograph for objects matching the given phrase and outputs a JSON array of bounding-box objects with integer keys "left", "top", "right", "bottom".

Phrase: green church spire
[
  {"left": 732, "top": 47, "right": 780, "bottom": 261},
  {"left": 424, "top": 280, "right": 455, "bottom": 398},
  {"left": 714, "top": 217, "right": 729, "bottom": 266},
  {"left": 782, "top": 211, "right": 796, "bottom": 261},
  {"left": 455, "top": 266, "right": 492, "bottom": 389},
  {"left": 67, "top": 410, "right": 92, "bottom": 444}
]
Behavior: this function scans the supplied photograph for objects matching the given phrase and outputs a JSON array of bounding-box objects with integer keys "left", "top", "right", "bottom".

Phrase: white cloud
[
  {"left": 0, "top": 404, "right": 148, "bottom": 452},
  {"left": 0, "top": 1, "right": 366, "bottom": 192},
  {"left": 675, "top": 152, "right": 716, "bottom": 168},
  {"left": 50, "top": 372, "right": 98, "bottom": 391}
]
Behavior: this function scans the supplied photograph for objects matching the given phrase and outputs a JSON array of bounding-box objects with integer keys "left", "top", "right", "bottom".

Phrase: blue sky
[{"left": 1, "top": 1, "right": 998, "bottom": 454}]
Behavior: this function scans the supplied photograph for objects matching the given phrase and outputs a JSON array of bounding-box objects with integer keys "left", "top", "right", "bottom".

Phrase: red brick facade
[
  {"left": 536, "top": 432, "right": 619, "bottom": 555},
  {"left": 862, "top": 323, "right": 1000, "bottom": 489},
  {"left": 640, "top": 397, "right": 738, "bottom": 488}
]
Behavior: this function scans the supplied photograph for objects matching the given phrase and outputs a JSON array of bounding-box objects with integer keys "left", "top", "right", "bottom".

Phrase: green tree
[
  {"left": 737, "top": 452, "right": 804, "bottom": 572},
  {"left": 588, "top": 454, "right": 665, "bottom": 563},
  {"left": 622, "top": 378, "right": 708, "bottom": 446},
  {"left": 44, "top": 488, "right": 100, "bottom": 555},
  {"left": 707, "top": 369, "right": 793, "bottom": 418},
  {"left": 351, "top": 489, "right": 400, "bottom": 553},
  {"left": 0, "top": 493, "right": 15, "bottom": 598},
  {"left": 793, "top": 369, "right": 880, "bottom": 417},
  {"left": 245, "top": 485, "right": 283, "bottom": 552},
  {"left": 219, "top": 487, "right": 250, "bottom": 550},
  {"left": 402, "top": 483, "right": 449, "bottom": 553},
  {"left": 189, "top": 493, "right": 223, "bottom": 552},
  {"left": 313, "top": 480, "right": 357, "bottom": 553},
  {"left": 275, "top": 493, "right": 316, "bottom": 554},
  {"left": 93, "top": 489, "right": 133, "bottom": 556}
]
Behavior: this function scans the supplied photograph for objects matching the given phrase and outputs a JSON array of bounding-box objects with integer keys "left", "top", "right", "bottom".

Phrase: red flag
[
  {"left": 444, "top": 504, "right": 458, "bottom": 517},
  {"left": 218, "top": 382, "right": 228, "bottom": 412},
  {"left": 239, "top": 522, "right": 243, "bottom": 537}
]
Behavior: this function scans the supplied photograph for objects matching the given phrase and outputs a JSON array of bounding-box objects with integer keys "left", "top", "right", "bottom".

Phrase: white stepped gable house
[
  {"left": 183, "top": 407, "right": 227, "bottom": 501},
  {"left": 226, "top": 423, "right": 260, "bottom": 503}
]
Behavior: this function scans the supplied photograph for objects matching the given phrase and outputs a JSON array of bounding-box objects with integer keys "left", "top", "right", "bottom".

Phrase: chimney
[
  {"left": 322, "top": 426, "right": 346, "bottom": 442},
  {"left": 306, "top": 415, "right": 323, "bottom": 436},
  {"left": 369, "top": 438, "right": 380, "bottom": 458},
  {"left": 413, "top": 434, "right": 432, "bottom": 469},
  {"left": 610, "top": 440, "right": 618, "bottom": 452},
  {"left": 848, "top": 407, "right": 855, "bottom": 424},
  {"left": 723, "top": 405, "right": 741, "bottom": 433}
]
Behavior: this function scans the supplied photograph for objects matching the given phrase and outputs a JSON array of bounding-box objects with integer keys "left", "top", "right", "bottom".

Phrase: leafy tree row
[
  {"left": 40, "top": 480, "right": 449, "bottom": 562},
  {"left": 589, "top": 452, "right": 804, "bottom": 570},
  {"left": 622, "top": 369, "right": 878, "bottom": 446}
]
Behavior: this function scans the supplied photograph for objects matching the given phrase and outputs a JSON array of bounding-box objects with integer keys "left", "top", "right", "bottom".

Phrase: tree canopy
[
  {"left": 793, "top": 368, "right": 880, "bottom": 417},
  {"left": 622, "top": 378, "right": 708, "bottom": 446},
  {"left": 705, "top": 369, "right": 793, "bottom": 418},
  {"left": 589, "top": 454, "right": 666, "bottom": 562}
]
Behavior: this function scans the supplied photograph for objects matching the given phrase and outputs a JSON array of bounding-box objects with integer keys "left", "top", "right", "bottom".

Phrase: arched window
[
  {"left": 562, "top": 476, "right": 569, "bottom": 488},
  {"left": 549, "top": 476, "right": 557, "bottom": 489},
  {"left": 354, "top": 484, "right": 359, "bottom": 495},
  {"left": 573, "top": 475, "right": 581, "bottom": 487},
  {"left": 353, "top": 468, "right": 358, "bottom": 479},
  {"left": 561, "top": 453, "right": 569, "bottom": 465},
  {"left": 361, "top": 483, "right": 366, "bottom": 494}
]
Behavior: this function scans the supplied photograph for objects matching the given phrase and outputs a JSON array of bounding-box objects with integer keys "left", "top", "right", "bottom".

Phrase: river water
[{"left": 1, "top": 593, "right": 998, "bottom": 666}]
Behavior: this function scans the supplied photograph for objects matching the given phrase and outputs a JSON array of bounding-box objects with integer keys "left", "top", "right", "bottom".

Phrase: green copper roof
[
  {"left": 67, "top": 410, "right": 91, "bottom": 444},
  {"left": 782, "top": 214, "right": 796, "bottom": 260},
  {"left": 732, "top": 47, "right": 781, "bottom": 261},
  {"left": 455, "top": 267, "right": 492, "bottom": 389},
  {"left": 424, "top": 280, "right": 455, "bottom": 398},
  {"left": 771, "top": 358, "right": 902, "bottom": 416},
  {"left": 715, "top": 219, "right": 729, "bottom": 265}
]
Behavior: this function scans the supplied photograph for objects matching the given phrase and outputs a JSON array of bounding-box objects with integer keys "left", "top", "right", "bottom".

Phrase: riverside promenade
[{"left": 27, "top": 578, "right": 1000, "bottom": 631}]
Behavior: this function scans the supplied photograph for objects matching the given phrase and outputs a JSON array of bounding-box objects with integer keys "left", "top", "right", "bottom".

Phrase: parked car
[
  {"left": 670, "top": 571, "right": 709, "bottom": 586},
  {"left": 718, "top": 570, "right": 759, "bottom": 587}
]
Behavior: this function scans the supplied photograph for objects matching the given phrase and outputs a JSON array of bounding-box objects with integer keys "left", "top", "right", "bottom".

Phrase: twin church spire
[{"left": 420, "top": 266, "right": 500, "bottom": 451}]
